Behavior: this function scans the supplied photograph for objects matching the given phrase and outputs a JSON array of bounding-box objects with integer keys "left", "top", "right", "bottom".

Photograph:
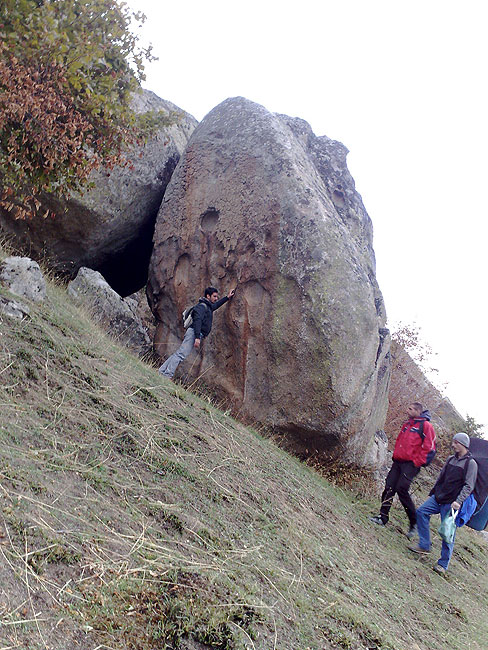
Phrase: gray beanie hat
[{"left": 453, "top": 432, "right": 470, "bottom": 448}]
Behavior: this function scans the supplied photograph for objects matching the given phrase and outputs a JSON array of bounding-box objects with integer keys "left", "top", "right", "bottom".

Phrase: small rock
[{"left": 0, "top": 295, "right": 31, "bottom": 320}]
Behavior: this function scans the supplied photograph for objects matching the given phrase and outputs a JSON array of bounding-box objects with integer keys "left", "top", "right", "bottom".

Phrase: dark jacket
[
  {"left": 430, "top": 452, "right": 478, "bottom": 505},
  {"left": 192, "top": 296, "right": 229, "bottom": 339},
  {"left": 392, "top": 410, "right": 436, "bottom": 468}
]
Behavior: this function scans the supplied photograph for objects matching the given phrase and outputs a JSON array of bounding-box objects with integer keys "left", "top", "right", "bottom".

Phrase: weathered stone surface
[
  {"left": 0, "top": 90, "right": 197, "bottom": 296},
  {"left": 0, "top": 256, "right": 46, "bottom": 303},
  {"left": 68, "top": 267, "right": 151, "bottom": 357},
  {"left": 125, "top": 288, "right": 157, "bottom": 346},
  {"left": 148, "top": 97, "right": 390, "bottom": 465},
  {"left": 0, "top": 296, "right": 30, "bottom": 320},
  {"left": 363, "top": 429, "right": 388, "bottom": 469}
]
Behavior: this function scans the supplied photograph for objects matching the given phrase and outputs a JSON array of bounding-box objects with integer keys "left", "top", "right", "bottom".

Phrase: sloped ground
[{"left": 0, "top": 256, "right": 487, "bottom": 650}]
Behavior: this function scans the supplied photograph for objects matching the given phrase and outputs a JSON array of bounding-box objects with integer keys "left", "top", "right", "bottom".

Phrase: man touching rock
[{"left": 158, "top": 285, "right": 235, "bottom": 380}]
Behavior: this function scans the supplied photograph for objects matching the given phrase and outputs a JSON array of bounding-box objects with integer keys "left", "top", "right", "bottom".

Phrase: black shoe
[{"left": 369, "top": 515, "right": 386, "bottom": 526}]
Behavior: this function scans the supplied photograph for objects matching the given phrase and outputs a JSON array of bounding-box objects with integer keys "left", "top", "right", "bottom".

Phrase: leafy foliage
[
  {"left": 391, "top": 323, "right": 439, "bottom": 374},
  {"left": 0, "top": 0, "right": 173, "bottom": 219},
  {"left": 463, "top": 414, "right": 485, "bottom": 439}
]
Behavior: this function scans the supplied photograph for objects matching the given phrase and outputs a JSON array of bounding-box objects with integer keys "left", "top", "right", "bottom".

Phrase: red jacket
[{"left": 392, "top": 417, "right": 436, "bottom": 468}]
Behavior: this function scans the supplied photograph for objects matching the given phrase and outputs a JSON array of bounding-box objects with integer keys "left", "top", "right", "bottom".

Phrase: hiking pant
[
  {"left": 416, "top": 495, "right": 456, "bottom": 570},
  {"left": 379, "top": 460, "right": 420, "bottom": 526},
  {"left": 158, "top": 328, "right": 196, "bottom": 379}
]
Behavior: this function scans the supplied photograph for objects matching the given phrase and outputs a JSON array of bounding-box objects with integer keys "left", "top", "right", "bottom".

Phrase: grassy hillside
[{"left": 0, "top": 255, "right": 487, "bottom": 650}]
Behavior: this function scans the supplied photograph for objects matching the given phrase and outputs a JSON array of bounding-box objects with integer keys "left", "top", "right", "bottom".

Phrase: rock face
[
  {"left": 68, "top": 267, "right": 151, "bottom": 357},
  {"left": 0, "top": 256, "right": 46, "bottom": 303},
  {"left": 125, "top": 288, "right": 157, "bottom": 346},
  {"left": 148, "top": 97, "right": 390, "bottom": 465},
  {"left": 0, "top": 90, "right": 197, "bottom": 296}
]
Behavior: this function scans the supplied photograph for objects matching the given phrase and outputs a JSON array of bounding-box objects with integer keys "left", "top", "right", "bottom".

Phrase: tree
[
  {"left": 385, "top": 325, "right": 444, "bottom": 441},
  {"left": 391, "top": 323, "right": 440, "bottom": 375},
  {"left": 0, "top": 0, "right": 173, "bottom": 219},
  {"left": 463, "top": 415, "right": 485, "bottom": 440}
]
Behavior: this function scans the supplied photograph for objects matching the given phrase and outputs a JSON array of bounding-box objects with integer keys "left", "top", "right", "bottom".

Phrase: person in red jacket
[{"left": 370, "top": 402, "right": 437, "bottom": 537}]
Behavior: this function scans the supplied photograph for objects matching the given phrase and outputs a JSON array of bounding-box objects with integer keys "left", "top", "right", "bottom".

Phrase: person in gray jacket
[
  {"left": 158, "top": 285, "right": 235, "bottom": 380},
  {"left": 408, "top": 432, "right": 478, "bottom": 574}
]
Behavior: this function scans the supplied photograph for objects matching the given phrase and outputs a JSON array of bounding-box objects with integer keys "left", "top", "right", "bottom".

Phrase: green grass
[{"left": 0, "top": 246, "right": 487, "bottom": 649}]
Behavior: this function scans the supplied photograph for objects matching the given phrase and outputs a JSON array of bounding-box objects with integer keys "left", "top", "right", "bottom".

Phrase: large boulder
[
  {"left": 68, "top": 267, "right": 151, "bottom": 357},
  {"left": 125, "top": 287, "right": 157, "bottom": 345},
  {"left": 0, "top": 90, "right": 197, "bottom": 296},
  {"left": 147, "top": 97, "right": 390, "bottom": 466}
]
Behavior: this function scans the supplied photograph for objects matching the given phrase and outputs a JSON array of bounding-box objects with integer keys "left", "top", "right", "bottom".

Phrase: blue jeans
[
  {"left": 158, "top": 328, "right": 196, "bottom": 378},
  {"left": 416, "top": 495, "right": 456, "bottom": 570}
]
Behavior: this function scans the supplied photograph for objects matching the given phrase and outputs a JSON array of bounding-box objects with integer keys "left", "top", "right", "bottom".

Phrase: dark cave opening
[
  {"left": 96, "top": 216, "right": 157, "bottom": 298},
  {"left": 95, "top": 155, "right": 181, "bottom": 298}
]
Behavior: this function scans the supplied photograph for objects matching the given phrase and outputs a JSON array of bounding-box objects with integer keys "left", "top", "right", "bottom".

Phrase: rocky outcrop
[
  {"left": 386, "top": 340, "right": 465, "bottom": 460},
  {"left": 148, "top": 97, "right": 390, "bottom": 466},
  {"left": 68, "top": 267, "right": 151, "bottom": 357},
  {"left": 0, "top": 256, "right": 46, "bottom": 303},
  {"left": 125, "top": 288, "right": 157, "bottom": 346},
  {"left": 0, "top": 90, "right": 197, "bottom": 296},
  {"left": 363, "top": 429, "right": 389, "bottom": 469}
]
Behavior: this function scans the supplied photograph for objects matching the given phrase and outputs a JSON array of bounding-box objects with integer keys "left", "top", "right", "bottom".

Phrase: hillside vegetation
[{"left": 0, "top": 252, "right": 487, "bottom": 650}]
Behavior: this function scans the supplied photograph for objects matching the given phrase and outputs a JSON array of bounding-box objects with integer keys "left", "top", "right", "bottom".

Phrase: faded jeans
[
  {"left": 158, "top": 328, "right": 196, "bottom": 379},
  {"left": 416, "top": 495, "right": 456, "bottom": 570}
]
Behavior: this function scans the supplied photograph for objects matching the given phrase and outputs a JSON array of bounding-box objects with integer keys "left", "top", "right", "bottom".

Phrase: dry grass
[{"left": 0, "top": 248, "right": 487, "bottom": 649}]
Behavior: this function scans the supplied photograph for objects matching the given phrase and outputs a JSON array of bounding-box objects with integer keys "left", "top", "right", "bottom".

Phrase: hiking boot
[
  {"left": 408, "top": 544, "right": 430, "bottom": 555},
  {"left": 433, "top": 564, "right": 446, "bottom": 575},
  {"left": 406, "top": 524, "right": 418, "bottom": 540},
  {"left": 369, "top": 515, "right": 386, "bottom": 526}
]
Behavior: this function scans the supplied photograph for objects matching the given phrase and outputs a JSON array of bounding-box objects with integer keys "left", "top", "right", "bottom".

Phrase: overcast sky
[{"left": 128, "top": 0, "right": 487, "bottom": 430}]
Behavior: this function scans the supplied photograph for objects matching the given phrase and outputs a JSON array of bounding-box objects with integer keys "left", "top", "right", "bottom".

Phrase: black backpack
[
  {"left": 417, "top": 420, "right": 437, "bottom": 466},
  {"left": 466, "top": 437, "right": 488, "bottom": 529}
]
